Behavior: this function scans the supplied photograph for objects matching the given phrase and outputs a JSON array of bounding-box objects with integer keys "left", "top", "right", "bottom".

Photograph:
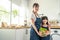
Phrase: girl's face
[
  {"left": 33, "top": 6, "right": 39, "bottom": 13},
  {"left": 42, "top": 19, "right": 48, "bottom": 24}
]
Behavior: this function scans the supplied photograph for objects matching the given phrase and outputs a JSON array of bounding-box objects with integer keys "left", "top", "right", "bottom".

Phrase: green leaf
[
  {"left": 12, "top": 9, "right": 18, "bottom": 17},
  {"left": 39, "top": 27, "right": 47, "bottom": 32}
]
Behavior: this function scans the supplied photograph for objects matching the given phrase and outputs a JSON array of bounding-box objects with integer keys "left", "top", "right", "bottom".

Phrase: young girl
[{"left": 39, "top": 16, "right": 50, "bottom": 40}]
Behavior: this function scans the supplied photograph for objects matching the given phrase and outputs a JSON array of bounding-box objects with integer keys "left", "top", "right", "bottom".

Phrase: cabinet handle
[
  {"left": 54, "top": 30, "right": 58, "bottom": 33},
  {"left": 26, "top": 29, "right": 28, "bottom": 35}
]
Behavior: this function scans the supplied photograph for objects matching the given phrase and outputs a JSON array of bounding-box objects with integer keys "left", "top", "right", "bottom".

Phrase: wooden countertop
[
  {"left": 0, "top": 25, "right": 60, "bottom": 29},
  {"left": 0, "top": 26, "right": 30, "bottom": 29},
  {"left": 51, "top": 25, "right": 60, "bottom": 29}
]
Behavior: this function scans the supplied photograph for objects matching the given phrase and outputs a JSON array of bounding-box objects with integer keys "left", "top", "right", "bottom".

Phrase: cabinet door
[
  {"left": 16, "top": 28, "right": 31, "bottom": 40},
  {"left": 25, "top": 28, "right": 30, "bottom": 40},
  {"left": 0, "top": 29, "right": 15, "bottom": 40},
  {"left": 51, "top": 29, "right": 60, "bottom": 40},
  {"left": 52, "top": 35, "right": 60, "bottom": 40},
  {"left": 16, "top": 29, "right": 26, "bottom": 40}
]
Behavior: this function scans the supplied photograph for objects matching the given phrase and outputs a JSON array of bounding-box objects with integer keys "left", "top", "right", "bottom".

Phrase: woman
[
  {"left": 30, "top": 3, "right": 50, "bottom": 40},
  {"left": 30, "top": 3, "right": 42, "bottom": 40}
]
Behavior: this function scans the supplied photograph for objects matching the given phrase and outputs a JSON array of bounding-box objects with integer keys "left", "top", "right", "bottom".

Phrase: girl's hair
[
  {"left": 41, "top": 16, "right": 49, "bottom": 25},
  {"left": 33, "top": 3, "right": 39, "bottom": 7}
]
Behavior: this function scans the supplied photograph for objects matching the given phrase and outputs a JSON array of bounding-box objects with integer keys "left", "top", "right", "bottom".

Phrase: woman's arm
[
  {"left": 30, "top": 13, "right": 41, "bottom": 36},
  {"left": 31, "top": 18, "right": 39, "bottom": 34}
]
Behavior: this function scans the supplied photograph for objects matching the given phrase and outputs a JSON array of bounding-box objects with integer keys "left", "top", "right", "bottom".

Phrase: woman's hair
[
  {"left": 33, "top": 3, "right": 39, "bottom": 7},
  {"left": 41, "top": 16, "right": 49, "bottom": 25}
]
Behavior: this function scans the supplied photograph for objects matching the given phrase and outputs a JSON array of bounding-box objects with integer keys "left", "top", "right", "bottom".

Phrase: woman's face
[
  {"left": 42, "top": 19, "right": 48, "bottom": 24},
  {"left": 33, "top": 6, "right": 39, "bottom": 13}
]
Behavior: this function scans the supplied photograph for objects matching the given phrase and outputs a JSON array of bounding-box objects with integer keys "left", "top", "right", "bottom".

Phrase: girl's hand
[
  {"left": 39, "top": 32, "right": 42, "bottom": 36},
  {"left": 45, "top": 31, "right": 50, "bottom": 35}
]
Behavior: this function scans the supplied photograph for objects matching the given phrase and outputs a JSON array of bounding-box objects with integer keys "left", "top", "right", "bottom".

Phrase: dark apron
[{"left": 30, "top": 17, "right": 42, "bottom": 40}]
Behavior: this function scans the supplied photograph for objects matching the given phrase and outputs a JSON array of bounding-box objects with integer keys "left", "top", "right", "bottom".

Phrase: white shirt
[{"left": 31, "top": 13, "right": 40, "bottom": 22}]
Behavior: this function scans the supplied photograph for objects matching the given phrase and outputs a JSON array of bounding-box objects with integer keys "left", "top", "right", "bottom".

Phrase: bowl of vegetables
[{"left": 39, "top": 27, "right": 48, "bottom": 37}]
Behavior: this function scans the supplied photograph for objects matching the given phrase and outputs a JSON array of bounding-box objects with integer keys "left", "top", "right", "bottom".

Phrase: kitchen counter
[
  {"left": 0, "top": 26, "right": 30, "bottom": 29},
  {"left": 0, "top": 25, "right": 60, "bottom": 29},
  {"left": 51, "top": 26, "right": 60, "bottom": 29}
]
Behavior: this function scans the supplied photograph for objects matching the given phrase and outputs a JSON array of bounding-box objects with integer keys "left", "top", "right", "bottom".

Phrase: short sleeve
[{"left": 31, "top": 13, "right": 36, "bottom": 22}]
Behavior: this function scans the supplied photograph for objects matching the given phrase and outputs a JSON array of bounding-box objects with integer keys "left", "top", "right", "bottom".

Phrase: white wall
[{"left": 28, "top": 0, "right": 60, "bottom": 20}]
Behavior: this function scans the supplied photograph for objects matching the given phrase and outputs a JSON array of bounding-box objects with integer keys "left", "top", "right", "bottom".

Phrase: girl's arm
[
  {"left": 46, "top": 23, "right": 51, "bottom": 35},
  {"left": 48, "top": 22, "right": 51, "bottom": 33}
]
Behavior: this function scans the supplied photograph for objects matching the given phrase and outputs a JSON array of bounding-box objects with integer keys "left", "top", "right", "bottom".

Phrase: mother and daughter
[{"left": 30, "top": 3, "right": 50, "bottom": 40}]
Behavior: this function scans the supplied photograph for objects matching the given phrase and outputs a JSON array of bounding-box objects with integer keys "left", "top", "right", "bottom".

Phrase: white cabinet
[
  {"left": 16, "top": 29, "right": 26, "bottom": 40},
  {"left": 16, "top": 28, "right": 30, "bottom": 40},
  {"left": 0, "top": 28, "right": 31, "bottom": 40},
  {"left": 25, "top": 28, "right": 30, "bottom": 40},
  {"left": 0, "top": 29, "right": 15, "bottom": 40},
  {"left": 51, "top": 29, "right": 60, "bottom": 40}
]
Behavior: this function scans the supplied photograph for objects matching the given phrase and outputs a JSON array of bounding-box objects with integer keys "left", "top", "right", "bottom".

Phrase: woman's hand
[{"left": 37, "top": 31, "right": 42, "bottom": 37}]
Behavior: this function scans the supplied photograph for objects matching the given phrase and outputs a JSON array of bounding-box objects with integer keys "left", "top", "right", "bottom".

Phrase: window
[
  {"left": 0, "top": 0, "right": 11, "bottom": 26},
  {"left": 0, "top": 0, "right": 30, "bottom": 27}
]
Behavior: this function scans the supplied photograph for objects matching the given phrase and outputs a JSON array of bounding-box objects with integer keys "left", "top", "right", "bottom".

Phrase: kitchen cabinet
[
  {"left": 0, "top": 28, "right": 60, "bottom": 40},
  {"left": 51, "top": 29, "right": 60, "bottom": 40},
  {"left": 15, "top": 29, "right": 26, "bottom": 40},
  {"left": 0, "top": 29, "right": 16, "bottom": 40},
  {"left": 16, "top": 28, "right": 30, "bottom": 40},
  {"left": 0, "top": 28, "right": 30, "bottom": 40}
]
